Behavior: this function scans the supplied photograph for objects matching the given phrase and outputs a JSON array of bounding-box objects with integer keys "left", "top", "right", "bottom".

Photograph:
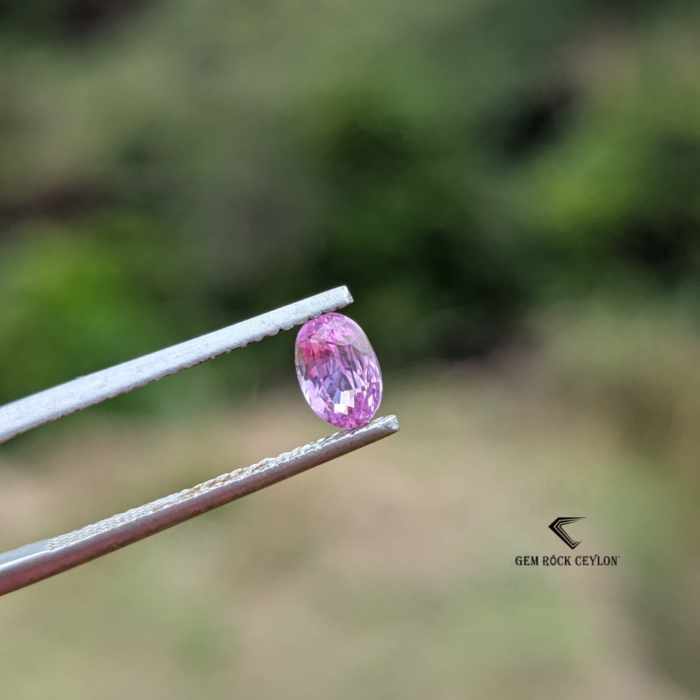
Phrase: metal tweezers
[{"left": 0, "top": 286, "right": 399, "bottom": 596}]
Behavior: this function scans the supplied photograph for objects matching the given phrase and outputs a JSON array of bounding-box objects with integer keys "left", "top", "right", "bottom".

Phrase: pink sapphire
[{"left": 295, "top": 312, "right": 382, "bottom": 429}]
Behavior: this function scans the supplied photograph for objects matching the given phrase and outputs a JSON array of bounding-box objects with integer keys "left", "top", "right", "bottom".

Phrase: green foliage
[
  {"left": 0, "top": 0, "right": 144, "bottom": 40},
  {"left": 519, "top": 58, "right": 700, "bottom": 288},
  {"left": 1, "top": 0, "right": 700, "bottom": 410},
  {"left": 0, "top": 214, "right": 225, "bottom": 410},
  {"left": 0, "top": 230, "right": 168, "bottom": 403}
]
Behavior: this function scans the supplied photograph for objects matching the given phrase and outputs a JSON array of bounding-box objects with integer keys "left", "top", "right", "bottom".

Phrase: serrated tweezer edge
[
  {"left": 0, "top": 414, "right": 399, "bottom": 596},
  {"left": 0, "top": 286, "right": 353, "bottom": 444}
]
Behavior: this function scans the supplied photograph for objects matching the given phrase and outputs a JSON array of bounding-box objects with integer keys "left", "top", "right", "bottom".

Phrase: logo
[
  {"left": 514, "top": 517, "right": 619, "bottom": 566},
  {"left": 549, "top": 517, "right": 584, "bottom": 549}
]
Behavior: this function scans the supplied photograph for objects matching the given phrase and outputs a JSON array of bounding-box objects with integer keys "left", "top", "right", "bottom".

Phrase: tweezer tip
[
  {"left": 381, "top": 414, "right": 400, "bottom": 433},
  {"left": 339, "top": 285, "right": 354, "bottom": 305}
]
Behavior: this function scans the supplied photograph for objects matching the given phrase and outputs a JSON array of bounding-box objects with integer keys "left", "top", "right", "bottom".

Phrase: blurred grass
[{"left": 0, "top": 326, "right": 696, "bottom": 699}]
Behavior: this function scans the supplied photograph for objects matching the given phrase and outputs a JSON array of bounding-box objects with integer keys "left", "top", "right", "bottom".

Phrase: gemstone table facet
[{"left": 295, "top": 312, "right": 383, "bottom": 429}]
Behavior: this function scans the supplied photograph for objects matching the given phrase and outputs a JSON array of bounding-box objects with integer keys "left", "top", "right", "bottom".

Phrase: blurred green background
[{"left": 2, "top": 0, "right": 700, "bottom": 697}]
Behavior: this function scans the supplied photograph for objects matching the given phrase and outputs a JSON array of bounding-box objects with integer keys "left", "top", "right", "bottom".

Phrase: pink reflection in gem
[{"left": 295, "top": 312, "right": 383, "bottom": 429}]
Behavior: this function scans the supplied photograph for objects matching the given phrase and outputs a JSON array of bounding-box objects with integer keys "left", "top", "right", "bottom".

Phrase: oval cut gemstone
[{"left": 295, "top": 312, "right": 382, "bottom": 429}]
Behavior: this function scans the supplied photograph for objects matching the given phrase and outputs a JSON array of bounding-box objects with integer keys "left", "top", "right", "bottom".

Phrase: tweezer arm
[
  {"left": 0, "top": 414, "right": 399, "bottom": 596},
  {"left": 0, "top": 286, "right": 353, "bottom": 443}
]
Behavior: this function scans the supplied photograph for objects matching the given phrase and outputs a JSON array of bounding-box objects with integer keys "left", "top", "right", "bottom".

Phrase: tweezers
[{"left": 0, "top": 286, "right": 400, "bottom": 596}]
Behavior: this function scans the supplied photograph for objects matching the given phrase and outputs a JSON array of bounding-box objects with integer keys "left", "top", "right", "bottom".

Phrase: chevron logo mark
[{"left": 549, "top": 517, "right": 584, "bottom": 549}]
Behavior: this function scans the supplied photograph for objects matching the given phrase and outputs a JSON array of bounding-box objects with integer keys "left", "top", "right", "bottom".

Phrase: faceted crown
[{"left": 295, "top": 312, "right": 382, "bottom": 429}]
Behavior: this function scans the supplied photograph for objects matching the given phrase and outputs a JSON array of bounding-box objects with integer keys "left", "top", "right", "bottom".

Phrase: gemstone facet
[{"left": 295, "top": 312, "right": 382, "bottom": 429}]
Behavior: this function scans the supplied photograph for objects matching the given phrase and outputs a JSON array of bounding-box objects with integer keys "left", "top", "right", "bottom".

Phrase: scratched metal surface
[
  {"left": 0, "top": 414, "right": 399, "bottom": 596},
  {"left": 0, "top": 286, "right": 353, "bottom": 443}
]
